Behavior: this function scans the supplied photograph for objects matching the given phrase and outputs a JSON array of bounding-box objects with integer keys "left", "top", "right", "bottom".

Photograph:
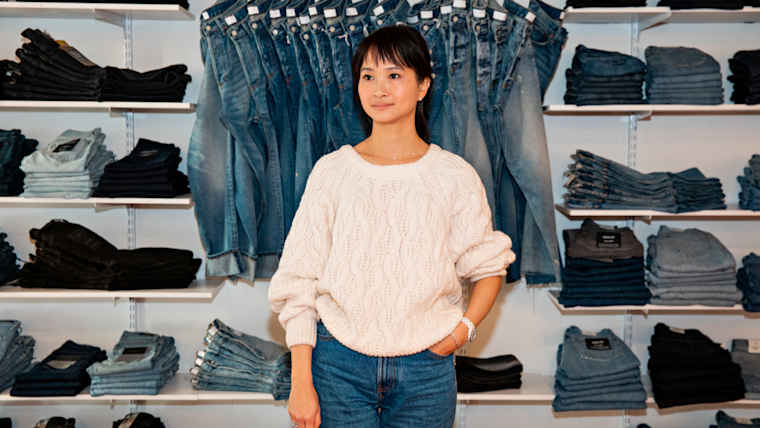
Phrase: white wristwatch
[{"left": 461, "top": 317, "right": 477, "bottom": 342}]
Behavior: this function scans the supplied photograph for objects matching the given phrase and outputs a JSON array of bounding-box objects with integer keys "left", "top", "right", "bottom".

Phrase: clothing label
[
  {"left": 581, "top": 329, "right": 596, "bottom": 336},
  {"left": 735, "top": 418, "right": 754, "bottom": 425},
  {"left": 47, "top": 354, "right": 81, "bottom": 370},
  {"left": 420, "top": 10, "right": 433, "bottom": 18},
  {"left": 492, "top": 10, "right": 506, "bottom": 21},
  {"left": 596, "top": 232, "right": 621, "bottom": 248},
  {"left": 346, "top": 7, "right": 358, "bottom": 16},
  {"left": 586, "top": 338, "right": 612, "bottom": 351},
  {"left": 559, "top": 11, "right": 565, "bottom": 19},
  {"left": 247, "top": 5, "right": 259, "bottom": 14},
  {"left": 525, "top": 11, "right": 535, "bottom": 22},
  {"left": 286, "top": 8, "right": 296, "bottom": 16},
  {"left": 52, "top": 139, "right": 79, "bottom": 152},
  {"left": 190, "top": 367, "right": 199, "bottom": 375},
  {"left": 116, "top": 347, "right": 148, "bottom": 363},
  {"left": 407, "top": 14, "right": 419, "bottom": 23},
  {"left": 55, "top": 41, "right": 97, "bottom": 67},
  {"left": 208, "top": 326, "right": 219, "bottom": 336},
  {"left": 35, "top": 420, "right": 50, "bottom": 428},
  {"left": 309, "top": 6, "right": 318, "bottom": 15},
  {"left": 669, "top": 326, "right": 686, "bottom": 334},
  {"left": 233, "top": 329, "right": 243, "bottom": 337},
  {"left": 374, "top": 5, "right": 384, "bottom": 15},
  {"left": 119, "top": 413, "right": 138, "bottom": 428},
  {"left": 195, "top": 357, "right": 203, "bottom": 366},
  {"left": 440, "top": 5, "right": 452, "bottom": 13},
  {"left": 197, "top": 350, "right": 206, "bottom": 358},
  {"left": 749, "top": 339, "right": 760, "bottom": 354},
  {"left": 202, "top": 11, "right": 210, "bottom": 19},
  {"left": 324, "top": 8, "right": 337, "bottom": 18},
  {"left": 135, "top": 149, "right": 159, "bottom": 158},
  {"left": 598, "top": 224, "right": 615, "bottom": 230},
  {"left": 270, "top": 9, "right": 282, "bottom": 18},
  {"left": 453, "top": 0, "right": 466, "bottom": 8},
  {"left": 67, "top": 228, "right": 104, "bottom": 252},
  {"left": 225, "top": 15, "right": 237, "bottom": 24},
  {"left": 473, "top": 8, "right": 485, "bottom": 18}
]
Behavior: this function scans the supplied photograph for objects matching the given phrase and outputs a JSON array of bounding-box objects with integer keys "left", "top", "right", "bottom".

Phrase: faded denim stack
[
  {"left": 564, "top": 45, "right": 645, "bottom": 106},
  {"left": 738, "top": 154, "right": 760, "bottom": 211},
  {"left": 0, "top": 320, "right": 35, "bottom": 393},
  {"left": 645, "top": 46, "right": 724, "bottom": 105}
]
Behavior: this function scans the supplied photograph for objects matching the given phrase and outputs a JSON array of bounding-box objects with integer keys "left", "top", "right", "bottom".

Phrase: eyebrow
[{"left": 361, "top": 65, "right": 404, "bottom": 72}]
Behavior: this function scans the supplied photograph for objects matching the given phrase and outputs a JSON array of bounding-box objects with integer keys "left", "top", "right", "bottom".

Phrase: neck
[{"left": 366, "top": 120, "right": 424, "bottom": 159}]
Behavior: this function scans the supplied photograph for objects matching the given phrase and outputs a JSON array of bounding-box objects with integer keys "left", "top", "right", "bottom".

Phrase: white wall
[{"left": 0, "top": 0, "right": 758, "bottom": 426}]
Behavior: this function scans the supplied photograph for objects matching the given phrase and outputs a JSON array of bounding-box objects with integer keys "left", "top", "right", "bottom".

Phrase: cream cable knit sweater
[{"left": 268, "top": 144, "right": 516, "bottom": 357}]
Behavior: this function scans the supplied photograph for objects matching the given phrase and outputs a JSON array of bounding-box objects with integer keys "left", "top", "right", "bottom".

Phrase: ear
[{"left": 419, "top": 76, "right": 431, "bottom": 100}]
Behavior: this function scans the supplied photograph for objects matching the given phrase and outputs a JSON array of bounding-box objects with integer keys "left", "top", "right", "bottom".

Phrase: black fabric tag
[
  {"left": 116, "top": 347, "right": 149, "bottom": 363},
  {"left": 586, "top": 338, "right": 612, "bottom": 350},
  {"left": 596, "top": 232, "right": 621, "bottom": 248},
  {"left": 67, "top": 228, "right": 104, "bottom": 252},
  {"left": 52, "top": 139, "right": 79, "bottom": 152}
]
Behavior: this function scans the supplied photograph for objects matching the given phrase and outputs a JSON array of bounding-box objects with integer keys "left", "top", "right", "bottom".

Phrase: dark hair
[{"left": 352, "top": 26, "right": 433, "bottom": 142}]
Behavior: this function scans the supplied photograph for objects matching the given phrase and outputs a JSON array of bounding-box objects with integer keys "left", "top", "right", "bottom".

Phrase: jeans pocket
[
  {"left": 424, "top": 349, "right": 449, "bottom": 360},
  {"left": 316, "top": 322, "right": 336, "bottom": 342}
]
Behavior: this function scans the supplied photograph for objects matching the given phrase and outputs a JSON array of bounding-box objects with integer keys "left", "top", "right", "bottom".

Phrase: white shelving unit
[
  {"left": 555, "top": 203, "right": 760, "bottom": 222},
  {"left": 548, "top": 290, "right": 746, "bottom": 314},
  {"left": 0, "top": 2, "right": 194, "bottom": 21},
  {"left": 544, "top": 104, "right": 760, "bottom": 119},
  {"left": 0, "top": 279, "right": 225, "bottom": 301},
  {"left": 0, "top": 101, "right": 196, "bottom": 114},
  {"left": 564, "top": 6, "right": 760, "bottom": 30},
  {"left": 0, "top": 194, "right": 193, "bottom": 207}
]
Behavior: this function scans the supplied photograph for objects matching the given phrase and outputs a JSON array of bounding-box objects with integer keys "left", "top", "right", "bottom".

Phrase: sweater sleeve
[
  {"left": 268, "top": 160, "right": 336, "bottom": 349},
  {"left": 449, "top": 166, "right": 516, "bottom": 283}
]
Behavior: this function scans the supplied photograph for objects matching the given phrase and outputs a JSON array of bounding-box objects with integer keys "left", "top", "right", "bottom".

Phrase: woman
[{"left": 268, "top": 26, "right": 515, "bottom": 428}]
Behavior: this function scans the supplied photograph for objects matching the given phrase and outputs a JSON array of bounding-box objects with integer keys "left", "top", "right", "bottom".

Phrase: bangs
[{"left": 358, "top": 35, "right": 415, "bottom": 71}]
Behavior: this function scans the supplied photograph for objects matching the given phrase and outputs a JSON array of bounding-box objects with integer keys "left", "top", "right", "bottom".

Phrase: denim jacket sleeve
[
  {"left": 448, "top": 164, "right": 516, "bottom": 283},
  {"left": 268, "top": 157, "right": 338, "bottom": 349}
]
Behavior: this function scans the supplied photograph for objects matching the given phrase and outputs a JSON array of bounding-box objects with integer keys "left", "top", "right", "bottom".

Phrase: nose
[{"left": 373, "top": 76, "right": 389, "bottom": 98}]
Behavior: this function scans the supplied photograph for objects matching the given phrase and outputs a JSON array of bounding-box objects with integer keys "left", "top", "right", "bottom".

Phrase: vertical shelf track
[{"left": 455, "top": 280, "right": 470, "bottom": 428}]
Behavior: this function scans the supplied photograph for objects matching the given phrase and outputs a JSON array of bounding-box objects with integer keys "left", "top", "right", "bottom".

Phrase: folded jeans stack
[
  {"left": 565, "top": 0, "right": 646, "bottom": 7},
  {"left": 563, "top": 149, "right": 678, "bottom": 212},
  {"left": 0, "top": 129, "right": 38, "bottom": 196},
  {"left": 729, "top": 50, "right": 760, "bottom": 105},
  {"left": 658, "top": 0, "right": 744, "bottom": 8},
  {"left": 560, "top": 219, "right": 649, "bottom": 307},
  {"left": 86, "top": 331, "right": 179, "bottom": 396},
  {"left": 20, "top": 219, "right": 201, "bottom": 290},
  {"left": 737, "top": 253, "right": 760, "bottom": 312},
  {"left": 101, "top": 65, "right": 191, "bottom": 103},
  {"left": 0, "top": 419, "right": 8, "bottom": 428},
  {"left": 0, "top": 320, "right": 35, "bottom": 392},
  {"left": 670, "top": 167, "right": 727, "bottom": 212},
  {"left": 112, "top": 413, "right": 166, "bottom": 428},
  {"left": 552, "top": 326, "right": 647, "bottom": 412},
  {"left": 33, "top": 418, "right": 76, "bottom": 428},
  {"left": 738, "top": 154, "right": 760, "bottom": 211},
  {"left": 645, "top": 46, "right": 724, "bottom": 105},
  {"left": 714, "top": 411, "right": 760, "bottom": 428},
  {"left": 191, "top": 319, "right": 291, "bottom": 400},
  {"left": 93, "top": 138, "right": 189, "bottom": 198},
  {"left": 0, "top": 231, "right": 19, "bottom": 285},
  {"left": 646, "top": 226, "right": 743, "bottom": 307},
  {"left": 648, "top": 323, "right": 745, "bottom": 408},
  {"left": 20, "top": 128, "right": 115, "bottom": 199},
  {"left": 455, "top": 355, "right": 522, "bottom": 392},
  {"left": 11, "top": 340, "right": 106, "bottom": 396},
  {"left": 730, "top": 340, "right": 760, "bottom": 399},
  {"left": 565, "top": 45, "right": 645, "bottom": 106}
]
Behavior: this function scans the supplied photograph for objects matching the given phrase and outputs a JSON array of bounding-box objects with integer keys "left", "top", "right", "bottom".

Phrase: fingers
[{"left": 315, "top": 407, "right": 322, "bottom": 428}]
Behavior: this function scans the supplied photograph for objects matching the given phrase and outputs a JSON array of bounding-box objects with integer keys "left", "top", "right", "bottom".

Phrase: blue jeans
[
  {"left": 647, "top": 226, "right": 737, "bottom": 273},
  {"left": 206, "top": 319, "right": 290, "bottom": 367},
  {"left": 0, "top": 335, "right": 34, "bottom": 392},
  {"left": 528, "top": 0, "right": 567, "bottom": 99},
  {"left": 20, "top": 128, "right": 105, "bottom": 173},
  {"left": 645, "top": 46, "right": 721, "bottom": 78},
  {"left": 312, "top": 322, "right": 456, "bottom": 427},
  {"left": 717, "top": 411, "right": 760, "bottom": 428},
  {"left": 413, "top": 16, "right": 447, "bottom": 146},
  {"left": 87, "top": 331, "right": 172, "bottom": 376}
]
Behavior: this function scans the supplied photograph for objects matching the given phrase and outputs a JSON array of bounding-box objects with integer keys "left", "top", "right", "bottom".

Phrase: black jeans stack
[
  {"left": 11, "top": 340, "right": 106, "bottom": 396},
  {"left": 560, "top": 219, "right": 650, "bottom": 307},
  {"left": 112, "top": 413, "right": 166, "bottom": 428},
  {"left": 2, "top": 28, "right": 190, "bottom": 102},
  {"left": 93, "top": 138, "right": 189, "bottom": 198},
  {"left": 0, "top": 129, "right": 38, "bottom": 196},
  {"left": 455, "top": 355, "right": 522, "bottom": 393},
  {"left": 565, "top": 0, "right": 645, "bottom": 7},
  {"left": 738, "top": 253, "right": 760, "bottom": 312},
  {"left": 729, "top": 50, "right": 760, "bottom": 105},
  {"left": 19, "top": 220, "right": 201, "bottom": 290},
  {"left": 670, "top": 168, "right": 727, "bottom": 212},
  {"left": 0, "top": 231, "right": 19, "bottom": 286},
  {"left": 565, "top": 45, "right": 646, "bottom": 106},
  {"left": 0, "top": 418, "right": 9, "bottom": 428},
  {"left": 648, "top": 323, "right": 746, "bottom": 408},
  {"left": 738, "top": 155, "right": 760, "bottom": 211},
  {"left": 658, "top": 0, "right": 744, "bottom": 8},
  {"left": 32, "top": 418, "right": 76, "bottom": 428}
]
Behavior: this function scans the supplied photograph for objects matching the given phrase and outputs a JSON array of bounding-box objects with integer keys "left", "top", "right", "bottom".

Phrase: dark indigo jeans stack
[
  {"left": 552, "top": 327, "right": 646, "bottom": 412},
  {"left": 729, "top": 50, "right": 760, "bottom": 105},
  {"left": 563, "top": 150, "right": 678, "bottom": 212},
  {"left": 738, "top": 154, "right": 760, "bottom": 211},
  {"left": 20, "top": 220, "right": 201, "bottom": 290},
  {"left": 32, "top": 418, "right": 76, "bottom": 428},
  {"left": 737, "top": 253, "right": 760, "bottom": 312},
  {"left": 11, "top": 340, "right": 106, "bottom": 396},
  {"left": 648, "top": 323, "right": 745, "bottom": 408},
  {"left": 93, "top": 138, "right": 189, "bottom": 198},
  {"left": 112, "top": 413, "right": 166, "bottom": 428},
  {"left": 565, "top": 0, "right": 645, "bottom": 7},
  {"left": 20, "top": 128, "right": 115, "bottom": 199},
  {"left": 646, "top": 226, "right": 743, "bottom": 306},
  {"left": 0, "top": 418, "right": 9, "bottom": 428},
  {"left": 0, "top": 320, "right": 35, "bottom": 393},
  {"left": 86, "top": 331, "right": 179, "bottom": 396},
  {"left": 0, "top": 129, "right": 38, "bottom": 196},
  {"left": 730, "top": 340, "right": 760, "bottom": 399},
  {"left": 645, "top": 46, "right": 724, "bottom": 105},
  {"left": 0, "top": 231, "right": 19, "bottom": 286},
  {"left": 2, "top": 29, "right": 190, "bottom": 102},
  {"left": 714, "top": 411, "right": 760, "bottom": 428},
  {"left": 455, "top": 355, "right": 522, "bottom": 392},
  {"left": 560, "top": 219, "right": 649, "bottom": 307},
  {"left": 191, "top": 319, "right": 291, "bottom": 400},
  {"left": 658, "top": 0, "right": 744, "bottom": 8},
  {"left": 670, "top": 167, "right": 727, "bottom": 212},
  {"left": 565, "top": 45, "right": 645, "bottom": 106}
]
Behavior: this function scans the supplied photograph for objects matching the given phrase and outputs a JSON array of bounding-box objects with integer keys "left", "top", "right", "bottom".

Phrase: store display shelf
[
  {"left": 0, "top": 2, "right": 193, "bottom": 21},
  {"left": 668, "top": 7, "right": 760, "bottom": 24},
  {"left": 641, "top": 376, "right": 760, "bottom": 407},
  {"left": 543, "top": 104, "right": 760, "bottom": 118},
  {"left": 563, "top": 7, "right": 760, "bottom": 29},
  {"left": 457, "top": 374, "right": 554, "bottom": 402},
  {"left": 0, "top": 279, "right": 225, "bottom": 300},
  {"left": 0, "top": 194, "right": 193, "bottom": 207},
  {"left": 0, "top": 101, "right": 196, "bottom": 113},
  {"left": 555, "top": 203, "right": 760, "bottom": 221},
  {"left": 548, "top": 290, "right": 745, "bottom": 314}
]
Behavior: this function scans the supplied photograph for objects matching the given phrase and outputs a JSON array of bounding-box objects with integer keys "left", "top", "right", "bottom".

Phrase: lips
[{"left": 372, "top": 103, "right": 393, "bottom": 109}]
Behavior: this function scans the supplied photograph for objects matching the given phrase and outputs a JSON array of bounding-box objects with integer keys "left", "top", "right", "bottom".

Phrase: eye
[
  {"left": 362, "top": 74, "right": 373, "bottom": 80},
  {"left": 390, "top": 73, "right": 400, "bottom": 79}
]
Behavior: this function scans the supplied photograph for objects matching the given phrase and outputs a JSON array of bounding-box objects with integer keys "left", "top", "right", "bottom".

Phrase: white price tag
[
  {"left": 248, "top": 5, "right": 260, "bottom": 14},
  {"left": 299, "top": 15, "right": 311, "bottom": 24},
  {"left": 190, "top": 367, "right": 199, "bottom": 375},
  {"left": 669, "top": 326, "right": 686, "bottom": 334},
  {"left": 286, "top": 8, "right": 296, "bottom": 16},
  {"left": 440, "top": 5, "right": 452, "bottom": 13},
  {"left": 309, "top": 6, "right": 318, "bottom": 15},
  {"left": 325, "top": 8, "right": 337, "bottom": 17},
  {"left": 195, "top": 357, "right": 203, "bottom": 366},
  {"left": 270, "top": 9, "right": 282, "bottom": 18},
  {"left": 525, "top": 11, "right": 535, "bottom": 22},
  {"left": 197, "top": 350, "right": 206, "bottom": 358},
  {"left": 581, "top": 330, "right": 596, "bottom": 337},
  {"left": 453, "top": 0, "right": 466, "bottom": 8},
  {"left": 346, "top": 7, "right": 358, "bottom": 16},
  {"left": 374, "top": 5, "right": 384, "bottom": 15},
  {"left": 560, "top": 11, "right": 566, "bottom": 19},
  {"left": 492, "top": 10, "right": 506, "bottom": 21},
  {"left": 420, "top": 10, "right": 433, "bottom": 18},
  {"left": 208, "top": 326, "right": 219, "bottom": 336},
  {"left": 202, "top": 11, "right": 210, "bottom": 19},
  {"left": 749, "top": 339, "right": 760, "bottom": 353},
  {"left": 225, "top": 15, "right": 237, "bottom": 24},
  {"left": 473, "top": 8, "right": 485, "bottom": 18}
]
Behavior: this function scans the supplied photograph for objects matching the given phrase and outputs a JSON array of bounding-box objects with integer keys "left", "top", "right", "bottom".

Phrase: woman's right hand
[{"left": 289, "top": 379, "right": 321, "bottom": 428}]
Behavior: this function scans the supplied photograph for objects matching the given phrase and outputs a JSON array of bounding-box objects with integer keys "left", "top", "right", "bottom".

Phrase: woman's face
[{"left": 358, "top": 53, "right": 429, "bottom": 129}]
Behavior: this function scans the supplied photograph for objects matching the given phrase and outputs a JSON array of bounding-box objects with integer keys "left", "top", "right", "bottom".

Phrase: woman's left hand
[{"left": 427, "top": 323, "right": 469, "bottom": 356}]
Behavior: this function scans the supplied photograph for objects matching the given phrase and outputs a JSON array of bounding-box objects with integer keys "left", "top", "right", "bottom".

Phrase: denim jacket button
[
  {"left": 304, "top": 34, "right": 310, "bottom": 40},
  {"left": 291, "top": 26, "right": 297, "bottom": 32},
  {"left": 252, "top": 23, "right": 258, "bottom": 29},
  {"left": 377, "top": 19, "right": 383, "bottom": 25},
  {"left": 329, "top": 26, "right": 335, "bottom": 32},
  {"left": 475, "top": 25, "right": 480, "bottom": 31},
  {"left": 349, "top": 25, "right": 355, "bottom": 31},
  {"left": 273, "top": 29, "right": 279, "bottom": 35},
  {"left": 231, "top": 30, "right": 237, "bottom": 36},
  {"left": 312, "top": 23, "right": 318, "bottom": 29},
  {"left": 423, "top": 25, "right": 429, "bottom": 31},
  {"left": 206, "top": 25, "right": 212, "bottom": 31}
]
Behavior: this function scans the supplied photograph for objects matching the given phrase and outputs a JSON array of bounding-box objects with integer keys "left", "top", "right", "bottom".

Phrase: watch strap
[{"left": 462, "top": 317, "right": 476, "bottom": 342}]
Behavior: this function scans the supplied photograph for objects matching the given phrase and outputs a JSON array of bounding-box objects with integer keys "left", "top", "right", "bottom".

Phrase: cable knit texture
[{"left": 268, "top": 144, "right": 516, "bottom": 357}]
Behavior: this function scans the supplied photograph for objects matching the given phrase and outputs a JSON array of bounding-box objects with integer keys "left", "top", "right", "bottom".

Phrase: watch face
[{"left": 470, "top": 330, "right": 477, "bottom": 342}]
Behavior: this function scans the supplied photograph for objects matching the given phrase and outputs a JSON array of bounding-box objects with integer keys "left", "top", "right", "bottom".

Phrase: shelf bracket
[{"left": 93, "top": 9, "right": 126, "bottom": 27}]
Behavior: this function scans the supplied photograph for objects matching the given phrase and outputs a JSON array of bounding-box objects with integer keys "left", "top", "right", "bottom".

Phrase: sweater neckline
[{"left": 341, "top": 143, "right": 441, "bottom": 178}]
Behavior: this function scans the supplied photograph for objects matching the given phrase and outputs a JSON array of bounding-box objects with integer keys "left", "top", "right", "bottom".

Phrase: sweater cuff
[
  {"left": 470, "top": 269, "right": 507, "bottom": 283},
  {"left": 285, "top": 310, "right": 318, "bottom": 349}
]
